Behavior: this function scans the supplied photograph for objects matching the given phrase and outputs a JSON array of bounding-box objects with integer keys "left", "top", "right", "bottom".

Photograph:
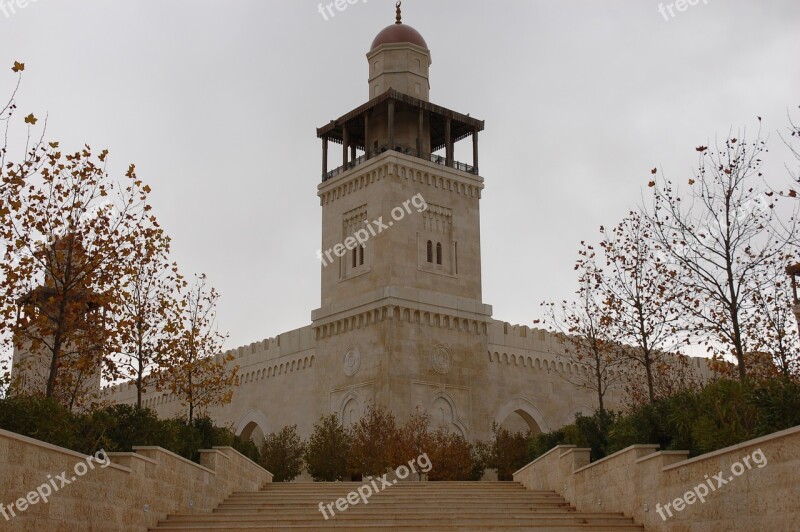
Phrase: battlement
[
  {"left": 487, "top": 320, "right": 563, "bottom": 353},
  {"left": 485, "top": 319, "right": 714, "bottom": 380},
  {"left": 101, "top": 325, "right": 316, "bottom": 401}
]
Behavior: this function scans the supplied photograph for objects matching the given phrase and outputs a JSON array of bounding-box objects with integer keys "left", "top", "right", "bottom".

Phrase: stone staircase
[{"left": 151, "top": 481, "right": 644, "bottom": 531}]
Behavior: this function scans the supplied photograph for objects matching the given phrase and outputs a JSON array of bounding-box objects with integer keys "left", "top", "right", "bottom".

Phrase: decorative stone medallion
[
  {"left": 431, "top": 344, "right": 452, "bottom": 375},
  {"left": 343, "top": 347, "right": 361, "bottom": 376}
]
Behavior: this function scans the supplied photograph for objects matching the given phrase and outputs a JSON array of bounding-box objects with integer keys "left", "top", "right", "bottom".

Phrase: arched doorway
[
  {"left": 494, "top": 397, "right": 549, "bottom": 435},
  {"left": 234, "top": 410, "right": 269, "bottom": 448}
]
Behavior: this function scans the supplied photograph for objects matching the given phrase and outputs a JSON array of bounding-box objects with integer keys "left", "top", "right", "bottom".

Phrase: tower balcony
[
  {"left": 324, "top": 150, "right": 476, "bottom": 182},
  {"left": 318, "top": 89, "right": 484, "bottom": 183}
]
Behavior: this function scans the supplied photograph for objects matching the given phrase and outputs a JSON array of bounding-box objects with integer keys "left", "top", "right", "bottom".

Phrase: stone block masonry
[
  {"left": 513, "top": 426, "right": 800, "bottom": 531},
  {"left": 0, "top": 428, "right": 272, "bottom": 532}
]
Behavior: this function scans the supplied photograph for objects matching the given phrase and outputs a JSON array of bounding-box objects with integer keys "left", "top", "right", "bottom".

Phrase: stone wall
[
  {"left": 513, "top": 426, "right": 800, "bottom": 531},
  {"left": 0, "top": 428, "right": 272, "bottom": 532}
]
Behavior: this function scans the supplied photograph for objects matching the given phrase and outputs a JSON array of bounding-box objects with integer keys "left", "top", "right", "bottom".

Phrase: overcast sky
[{"left": 2, "top": 1, "right": 799, "bottom": 351}]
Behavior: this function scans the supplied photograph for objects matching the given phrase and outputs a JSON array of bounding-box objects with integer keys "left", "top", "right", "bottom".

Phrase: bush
[
  {"left": 529, "top": 378, "right": 800, "bottom": 462},
  {"left": 79, "top": 404, "right": 178, "bottom": 454},
  {"left": 426, "top": 429, "right": 475, "bottom": 481},
  {"left": 305, "top": 414, "right": 351, "bottom": 481},
  {"left": 489, "top": 424, "right": 533, "bottom": 480},
  {"left": 470, "top": 440, "right": 491, "bottom": 481},
  {"left": 261, "top": 425, "right": 305, "bottom": 482},
  {"left": 0, "top": 396, "right": 80, "bottom": 451},
  {"left": 748, "top": 378, "right": 800, "bottom": 436},
  {"left": 0, "top": 398, "right": 258, "bottom": 463},
  {"left": 393, "top": 409, "right": 433, "bottom": 468},
  {"left": 348, "top": 404, "right": 399, "bottom": 477}
]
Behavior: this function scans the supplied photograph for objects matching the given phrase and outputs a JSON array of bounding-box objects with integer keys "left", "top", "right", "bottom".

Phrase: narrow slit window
[
  {"left": 436, "top": 242, "right": 442, "bottom": 265},
  {"left": 359, "top": 245, "right": 365, "bottom": 266},
  {"left": 426, "top": 240, "right": 433, "bottom": 263}
]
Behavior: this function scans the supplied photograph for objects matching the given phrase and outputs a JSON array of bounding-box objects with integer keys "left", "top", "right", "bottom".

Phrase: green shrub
[
  {"left": 0, "top": 398, "right": 258, "bottom": 464},
  {"left": 261, "top": 425, "right": 305, "bottom": 482},
  {"left": 426, "top": 429, "right": 475, "bottom": 481},
  {"left": 0, "top": 396, "right": 80, "bottom": 451},
  {"left": 305, "top": 414, "right": 351, "bottom": 481},
  {"left": 489, "top": 424, "right": 533, "bottom": 480}
]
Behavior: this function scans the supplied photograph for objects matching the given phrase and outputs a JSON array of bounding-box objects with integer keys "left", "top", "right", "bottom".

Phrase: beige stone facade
[{"left": 95, "top": 16, "right": 714, "bottom": 444}]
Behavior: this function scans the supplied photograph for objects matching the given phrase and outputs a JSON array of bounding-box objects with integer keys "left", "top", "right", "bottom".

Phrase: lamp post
[{"left": 787, "top": 263, "right": 800, "bottom": 341}]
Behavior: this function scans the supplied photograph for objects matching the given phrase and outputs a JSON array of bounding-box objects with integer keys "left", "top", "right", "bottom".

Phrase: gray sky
[{"left": 2, "top": 0, "right": 799, "bottom": 351}]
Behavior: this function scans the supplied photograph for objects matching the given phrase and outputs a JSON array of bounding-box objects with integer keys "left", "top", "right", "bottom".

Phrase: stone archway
[
  {"left": 494, "top": 397, "right": 550, "bottom": 435},
  {"left": 234, "top": 410, "right": 270, "bottom": 448}
]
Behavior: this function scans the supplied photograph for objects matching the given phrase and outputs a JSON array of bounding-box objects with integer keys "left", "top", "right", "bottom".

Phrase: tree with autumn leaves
[
  {"left": 156, "top": 274, "right": 238, "bottom": 423},
  {"left": 113, "top": 222, "right": 180, "bottom": 409},
  {"left": 0, "top": 61, "right": 239, "bottom": 416},
  {"left": 0, "top": 145, "right": 149, "bottom": 408}
]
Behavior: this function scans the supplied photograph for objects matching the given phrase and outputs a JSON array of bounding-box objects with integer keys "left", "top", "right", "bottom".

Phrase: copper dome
[{"left": 370, "top": 23, "right": 428, "bottom": 50}]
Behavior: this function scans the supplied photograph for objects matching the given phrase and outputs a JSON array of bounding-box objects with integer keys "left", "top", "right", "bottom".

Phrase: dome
[
  {"left": 370, "top": 23, "right": 428, "bottom": 50},
  {"left": 370, "top": 3, "right": 428, "bottom": 50}
]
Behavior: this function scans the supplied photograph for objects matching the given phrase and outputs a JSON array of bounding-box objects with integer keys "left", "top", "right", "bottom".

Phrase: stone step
[
  {"left": 221, "top": 496, "right": 569, "bottom": 504},
  {"left": 215, "top": 504, "right": 575, "bottom": 512},
  {"left": 226, "top": 492, "right": 563, "bottom": 498},
  {"left": 162, "top": 512, "right": 632, "bottom": 528},
  {"left": 153, "top": 523, "right": 644, "bottom": 532},
  {"left": 167, "top": 513, "right": 634, "bottom": 523},
  {"left": 150, "top": 482, "right": 643, "bottom": 531}
]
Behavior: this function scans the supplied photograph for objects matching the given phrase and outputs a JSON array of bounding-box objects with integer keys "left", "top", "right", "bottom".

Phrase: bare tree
[
  {"left": 157, "top": 274, "right": 237, "bottom": 423},
  {"left": 598, "top": 212, "right": 685, "bottom": 403},
  {"left": 539, "top": 243, "right": 625, "bottom": 414},
  {"left": 646, "top": 130, "right": 790, "bottom": 381}
]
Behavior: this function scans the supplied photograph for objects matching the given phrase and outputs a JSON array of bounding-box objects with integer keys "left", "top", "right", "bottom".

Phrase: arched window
[
  {"left": 426, "top": 240, "right": 433, "bottom": 263},
  {"left": 352, "top": 248, "right": 357, "bottom": 268},
  {"left": 359, "top": 244, "right": 365, "bottom": 266},
  {"left": 436, "top": 242, "right": 442, "bottom": 265}
]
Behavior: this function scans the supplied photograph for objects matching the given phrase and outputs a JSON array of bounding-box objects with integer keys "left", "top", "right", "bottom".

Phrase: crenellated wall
[{"left": 100, "top": 315, "right": 713, "bottom": 443}]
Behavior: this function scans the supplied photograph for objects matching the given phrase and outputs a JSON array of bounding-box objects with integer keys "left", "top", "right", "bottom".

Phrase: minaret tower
[{"left": 312, "top": 3, "right": 492, "bottom": 440}]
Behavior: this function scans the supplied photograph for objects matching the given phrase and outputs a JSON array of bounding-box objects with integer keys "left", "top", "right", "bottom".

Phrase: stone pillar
[
  {"left": 472, "top": 128, "right": 479, "bottom": 175},
  {"left": 322, "top": 136, "right": 328, "bottom": 178},
  {"left": 342, "top": 125, "right": 349, "bottom": 168},
  {"left": 418, "top": 108, "right": 424, "bottom": 158},
  {"left": 388, "top": 99, "right": 395, "bottom": 151},
  {"left": 445, "top": 118, "right": 453, "bottom": 167},
  {"left": 364, "top": 113, "right": 371, "bottom": 159}
]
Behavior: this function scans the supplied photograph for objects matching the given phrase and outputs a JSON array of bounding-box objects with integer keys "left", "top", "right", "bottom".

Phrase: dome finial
[{"left": 395, "top": 1, "right": 402, "bottom": 24}]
